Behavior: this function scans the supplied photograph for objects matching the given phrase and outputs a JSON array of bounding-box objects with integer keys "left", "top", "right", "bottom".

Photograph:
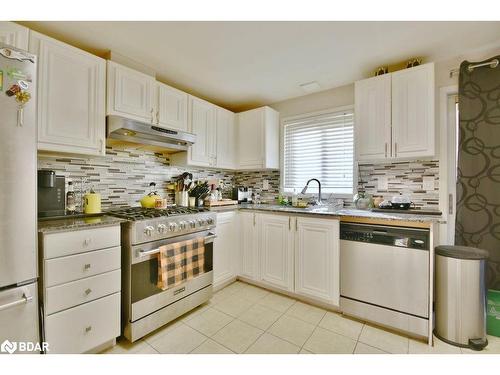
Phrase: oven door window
[{"left": 131, "top": 235, "right": 213, "bottom": 303}]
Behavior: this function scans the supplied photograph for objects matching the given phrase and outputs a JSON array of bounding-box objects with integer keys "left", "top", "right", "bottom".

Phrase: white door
[
  {"left": 237, "top": 108, "right": 264, "bottom": 169},
  {"left": 156, "top": 82, "right": 188, "bottom": 131},
  {"left": 216, "top": 107, "right": 236, "bottom": 169},
  {"left": 0, "top": 21, "right": 29, "bottom": 50},
  {"left": 107, "top": 60, "right": 155, "bottom": 123},
  {"left": 239, "top": 211, "right": 259, "bottom": 281},
  {"left": 188, "top": 96, "right": 216, "bottom": 167},
  {"left": 213, "top": 211, "right": 237, "bottom": 288},
  {"left": 391, "top": 63, "right": 435, "bottom": 158},
  {"left": 259, "top": 214, "right": 294, "bottom": 291},
  {"left": 30, "top": 32, "right": 106, "bottom": 156},
  {"left": 354, "top": 74, "right": 392, "bottom": 161},
  {"left": 295, "top": 217, "right": 339, "bottom": 306}
]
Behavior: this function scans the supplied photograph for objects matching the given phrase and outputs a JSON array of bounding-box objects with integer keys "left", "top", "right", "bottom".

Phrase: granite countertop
[
  {"left": 38, "top": 215, "right": 126, "bottom": 234},
  {"left": 237, "top": 204, "right": 445, "bottom": 223}
]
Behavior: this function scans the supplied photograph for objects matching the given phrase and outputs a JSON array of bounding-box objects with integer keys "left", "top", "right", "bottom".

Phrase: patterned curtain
[{"left": 456, "top": 56, "right": 500, "bottom": 289}]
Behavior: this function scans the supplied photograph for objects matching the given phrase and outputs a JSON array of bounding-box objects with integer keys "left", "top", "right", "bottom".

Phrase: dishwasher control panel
[{"left": 340, "top": 223, "right": 430, "bottom": 250}]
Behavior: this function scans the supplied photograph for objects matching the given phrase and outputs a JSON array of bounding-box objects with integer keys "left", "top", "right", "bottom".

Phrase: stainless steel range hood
[{"left": 106, "top": 115, "right": 195, "bottom": 152}]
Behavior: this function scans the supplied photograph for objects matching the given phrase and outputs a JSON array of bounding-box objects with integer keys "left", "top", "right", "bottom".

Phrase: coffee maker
[
  {"left": 232, "top": 186, "right": 253, "bottom": 203},
  {"left": 38, "top": 170, "right": 66, "bottom": 217}
]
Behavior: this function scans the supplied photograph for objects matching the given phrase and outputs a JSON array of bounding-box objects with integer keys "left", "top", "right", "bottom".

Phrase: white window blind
[{"left": 283, "top": 109, "right": 354, "bottom": 195}]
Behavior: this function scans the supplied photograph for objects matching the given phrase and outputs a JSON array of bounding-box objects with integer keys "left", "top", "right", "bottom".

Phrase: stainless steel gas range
[{"left": 109, "top": 207, "right": 217, "bottom": 342}]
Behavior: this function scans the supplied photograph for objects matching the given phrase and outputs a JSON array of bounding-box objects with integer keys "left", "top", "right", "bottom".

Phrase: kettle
[
  {"left": 140, "top": 182, "right": 161, "bottom": 208},
  {"left": 83, "top": 189, "right": 102, "bottom": 214}
]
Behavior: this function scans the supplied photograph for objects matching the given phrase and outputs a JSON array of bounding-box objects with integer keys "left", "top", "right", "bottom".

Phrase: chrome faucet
[{"left": 301, "top": 178, "right": 323, "bottom": 205}]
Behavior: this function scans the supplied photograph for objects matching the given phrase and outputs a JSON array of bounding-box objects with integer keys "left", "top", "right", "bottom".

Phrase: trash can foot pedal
[{"left": 468, "top": 338, "right": 488, "bottom": 351}]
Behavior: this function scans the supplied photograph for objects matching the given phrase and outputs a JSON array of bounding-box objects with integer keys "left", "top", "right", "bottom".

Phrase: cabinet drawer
[
  {"left": 44, "top": 246, "right": 120, "bottom": 287},
  {"left": 45, "top": 292, "right": 120, "bottom": 354},
  {"left": 43, "top": 225, "right": 120, "bottom": 259},
  {"left": 45, "top": 270, "right": 121, "bottom": 315}
]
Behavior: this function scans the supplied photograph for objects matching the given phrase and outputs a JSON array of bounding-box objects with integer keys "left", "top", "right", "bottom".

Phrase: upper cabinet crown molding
[
  {"left": 237, "top": 106, "right": 280, "bottom": 170},
  {"left": 29, "top": 31, "right": 106, "bottom": 156},
  {"left": 106, "top": 60, "right": 156, "bottom": 124},
  {"left": 355, "top": 62, "right": 435, "bottom": 161},
  {"left": 0, "top": 21, "right": 29, "bottom": 50}
]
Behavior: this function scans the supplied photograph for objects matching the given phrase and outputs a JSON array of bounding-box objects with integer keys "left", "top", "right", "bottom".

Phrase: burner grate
[{"left": 108, "top": 206, "right": 208, "bottom": 221}]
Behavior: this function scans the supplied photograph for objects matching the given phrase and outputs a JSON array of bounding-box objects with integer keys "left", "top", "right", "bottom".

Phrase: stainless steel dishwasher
[{"left": 339, "top": 222, "right": 430, "bottom": 338}]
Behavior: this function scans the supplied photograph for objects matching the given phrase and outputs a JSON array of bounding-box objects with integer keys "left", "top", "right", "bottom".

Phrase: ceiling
[{"left": 19, "top": 21, "right": 500, "bottom": 112}]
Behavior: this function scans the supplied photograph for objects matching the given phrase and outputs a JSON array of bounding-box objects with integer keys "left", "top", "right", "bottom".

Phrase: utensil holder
[{"left": 175, "top": 191, "right": 189, "bottom": 207}]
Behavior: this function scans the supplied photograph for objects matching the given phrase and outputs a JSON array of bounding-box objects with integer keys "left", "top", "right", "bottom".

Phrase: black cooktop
[{"left": 108, "top": 206, "right": 209, "bottom": 221}]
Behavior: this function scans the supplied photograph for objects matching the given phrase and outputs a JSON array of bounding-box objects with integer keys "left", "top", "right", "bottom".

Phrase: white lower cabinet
[
  {"left": 39, "top": 225, "right": 121, "bottom": 354},
  {"left": 259, "top": 214, "right": 294, "bottom": 292},
  {"left": 213, "top": 211, "right": 238, "bottom": 288},
  {"left": 239, "top": 211, "right": 260, "bottom": 281},
  {"left": 295, "top": 217, "right": 340, "bottom": 306}
]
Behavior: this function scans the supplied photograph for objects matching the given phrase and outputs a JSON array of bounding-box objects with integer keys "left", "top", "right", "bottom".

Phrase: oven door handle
[{"left": 137, "top": 232, "right": 217, "bottom": 258}]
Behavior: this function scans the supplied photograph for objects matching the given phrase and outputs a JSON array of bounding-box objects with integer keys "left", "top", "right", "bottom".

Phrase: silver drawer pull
[
  {"left": 83, "top": 238, "right": 92, "bottom": 246},
  {"left": 83, "top": 263, "right": 91, "bottom": 270},
  {"left": 84, "top": 288, "right": 92, "bottom": 295},
  {"left": 0, "top": 293, "right": 33, "bottom": 312},
  {"left": 204, "top": 232, "right": 217, "bottom": 244},
  {"left": 85, "top": 326, "right": 92, "bottom": 333}
]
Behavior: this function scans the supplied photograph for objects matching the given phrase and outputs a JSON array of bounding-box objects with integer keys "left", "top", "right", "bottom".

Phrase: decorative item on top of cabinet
[
  {"left": 355, "top": 62, "right": 435, "bottom": 161},
  {"left": 0, "top": 21, "right": 29, "bottom": 50},
  {"left": 106, "top": 60, "right": 156, "bottom": 124},
  {"left": 29, "top": 31, "right": 106, "bottom": 156},
  {"left": 156, "top": 81, "right": 188, "bottom": 131},
  {"left": 259, "top": 213, "right": 294, "bottom": 292},
  {"left": 295, "top": 216, "right": 339, "bottom": 306},
  {"left": 237, "top": 106, "right": 279, "bottom": 170},
  {"left": 169, "top": 95, "right": 217, "bottom": 168}
]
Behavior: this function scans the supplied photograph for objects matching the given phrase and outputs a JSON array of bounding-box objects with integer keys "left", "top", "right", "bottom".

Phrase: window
[{"left": 282, "top": 107, "right": 354, "bottom": 195}]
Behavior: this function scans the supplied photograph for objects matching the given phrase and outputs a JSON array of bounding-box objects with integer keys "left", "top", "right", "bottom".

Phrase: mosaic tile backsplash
[
  {"left": 357, "top": 160, "right": 440, "bottom": 210},
  {"left": 37, "top": 146, "right": 280, "bottom": 210}
]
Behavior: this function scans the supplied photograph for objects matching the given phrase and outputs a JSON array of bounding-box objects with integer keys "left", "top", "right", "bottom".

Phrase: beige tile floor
[{"left": 102, "top": 281, "right": 500, "bottom": 354}]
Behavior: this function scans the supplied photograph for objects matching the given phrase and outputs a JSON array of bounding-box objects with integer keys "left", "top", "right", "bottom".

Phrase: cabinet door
[
  {"left": 295, "top": 217, "right": 339, "bottom": 306},
  {"left": 107, "top": 61, "right": 155, "bottom": 123},
  {"left": 157, "top": 82, "right": 188, "bottom": 131},
  {"left": 216, "top": 107, "right": 236, "bottom": 169},
  {"left": 237, "top": 108, "right": 264, "bottom": 169},
  {"left": 213, "top": 211, "right": 237, "bottom": 288},
  {"left": 0, "top": 22, "right": 29, "bottom": 50},
  {"left": 354, "top": 74, "right": 391, "bottom": 161},
  {"left": 391, "top": 63, "right": 435, "bottom": 158},
  {"left": 188, "top": 96, "right": 216, "bottom": 167},
  {"left": 30, "top": 32, "right": 106, "bottom": 156},
  {"left": 239, "top": 211, "right": 259, "bottom": 281},
  {"left": 259, "top": 214, "right": 294, "bottom": 291}
]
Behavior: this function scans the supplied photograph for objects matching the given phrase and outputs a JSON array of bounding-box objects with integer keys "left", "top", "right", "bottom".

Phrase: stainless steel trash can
[{"left": 434, "top": 245, "right": 489, "bottom": 350}]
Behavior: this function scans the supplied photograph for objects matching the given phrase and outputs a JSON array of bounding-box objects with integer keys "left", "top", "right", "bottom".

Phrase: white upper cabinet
[
  {"left": 391, "top": 63, "right": 435, "bottom": 158},
  {"left": 259, "top": 213, "right": 294, "bottom": 292},
  {"left": 156, "top": 82, "right": 188, "bottom": 131},
  {"left": 0, "top": 22, "right": 29, "bottom": 50},
  {"left": 355, "top": 62, "right": 435, "bottom": 161},
  {"left": 295, "top": 217, "right": 339, "bottom": 306},
  {"left": 30, "top": 31, "right": 106, "bottom": 156},
  {"left": 239, "top": 211, "right": 260, "bottom": 281},
  {"left": 237, "top": 106, "right": 279, "bottom": 170},
  {"left": 188, "top": 96, "right": 217, "bottom": 167},
  {"left": 355, "top": 74, "right": 391, "bottom": 161},
  {"left": 215, "top": 107, "right": 237, "bottom": 169},
  {"left": 107, "top": 60, "right": 156, "bottom": 123}
]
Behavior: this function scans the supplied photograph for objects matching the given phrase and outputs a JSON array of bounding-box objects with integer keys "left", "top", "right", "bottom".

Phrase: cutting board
[{"left": 205, "top": 200, "right": 238, "bottom": 207}]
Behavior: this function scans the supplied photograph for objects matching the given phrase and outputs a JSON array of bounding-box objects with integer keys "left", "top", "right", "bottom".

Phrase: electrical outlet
[
  {"left": 377, "top": 176, "right": 388, "bottom": 191},
  {"left": 423, "top": 176, "right": 435, "bottom": 191},
  {"left": 262, "top": 179, "right": 269, "bottom": 190}
]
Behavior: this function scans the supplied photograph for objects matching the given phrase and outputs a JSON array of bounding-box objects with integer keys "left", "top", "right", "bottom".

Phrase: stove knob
[
  {"left": 179, "top": 221, "right": 187, "bottom": 230},
  {"left": 158, "top": 224, "right": 167, "bottom": 233},
  {"left": 206, "top": 217, "right": 214, "bottom": 225},
  {"left": 189, "top": 220, "right": 196, "bottom": 229},
  {"left": 168, "top": 223, "right": 177, "bottom": 232},
  {"left": 144, "top": 225, "right": 155, "bottom": 236}
]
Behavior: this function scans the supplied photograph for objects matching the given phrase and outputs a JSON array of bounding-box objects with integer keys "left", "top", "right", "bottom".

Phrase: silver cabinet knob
[
  {"left": 84, "top": 288, "right": 92, "bottom": 295},
  {"left": 83, "top": 238, "right": 92, "bottom": 246},
  {"left": 83, "top": 263, "right": 91, "bottom": 270},
  {"left": 85, "top": 326, "right": 92, "bottom": 333}
]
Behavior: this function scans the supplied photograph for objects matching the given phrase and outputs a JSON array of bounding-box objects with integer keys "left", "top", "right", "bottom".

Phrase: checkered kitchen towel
[{"left": 157, "top": 237, "right": 205, "bottom": 290}]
